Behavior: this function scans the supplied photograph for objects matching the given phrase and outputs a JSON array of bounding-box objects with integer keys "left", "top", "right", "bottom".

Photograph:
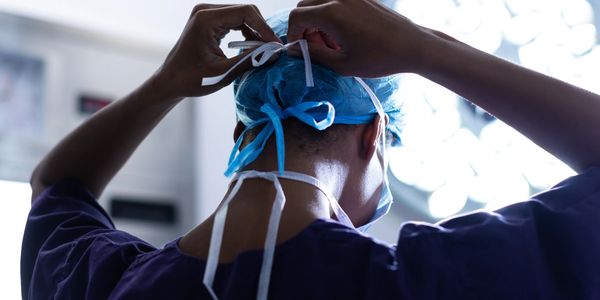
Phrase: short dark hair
[{"left": 241, "top": 118, "right": 354, "bottom": 156}]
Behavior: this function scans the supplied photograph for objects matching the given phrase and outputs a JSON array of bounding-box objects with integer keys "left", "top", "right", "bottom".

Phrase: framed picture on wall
[{"left": 0, "top": 50, "right": 44, "bottom": 137}]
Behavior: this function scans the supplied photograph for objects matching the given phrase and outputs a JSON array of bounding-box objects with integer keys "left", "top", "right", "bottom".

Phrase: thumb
[
  {"left": 210, "top": 48, "right": 279, "bottom": 87},
  {"left": 288, "top": 44, "right": 343, "bottom": 71}
]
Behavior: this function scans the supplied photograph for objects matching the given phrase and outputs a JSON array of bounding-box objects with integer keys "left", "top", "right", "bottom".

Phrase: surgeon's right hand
[
  {"left": 287, "top": 0, "right": 435, "bottom": 78},
  {"left": 153, "top": 4, "right": 280, "bottom": 100}
]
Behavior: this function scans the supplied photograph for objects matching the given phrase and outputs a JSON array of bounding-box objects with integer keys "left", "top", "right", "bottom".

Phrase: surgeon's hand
[
  {"left": 288, "top": 0, "right": 434, "bottom": 77},
  {"left": 154, "top": 4, "right": 280, "bottom": 99}
]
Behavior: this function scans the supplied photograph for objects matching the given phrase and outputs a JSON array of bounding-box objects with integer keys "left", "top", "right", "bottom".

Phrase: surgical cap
[{"left": 226, "top": 9, "right": 403, "bottom": 176}]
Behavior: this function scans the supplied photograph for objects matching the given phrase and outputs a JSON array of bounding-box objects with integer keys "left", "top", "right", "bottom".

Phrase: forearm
[
  {"left": 28, "top": 4, "right": 279, "bottom": 202},
  {"left": 30, "top": 75, "right": 182, "bottom": 201},
  {"left": 416, "top": 31, "right": 600, "bottom": 173}
]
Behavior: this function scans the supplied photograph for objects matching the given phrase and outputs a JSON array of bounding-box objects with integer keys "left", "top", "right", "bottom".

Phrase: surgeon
[{"left": 21, "top": 1, "right": 600, "bottom": 299}]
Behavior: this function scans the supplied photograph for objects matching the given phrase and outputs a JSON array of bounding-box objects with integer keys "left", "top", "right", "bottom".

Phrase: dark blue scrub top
[{"left": 21, "top": 167, "right": 600, "bottom": 299}]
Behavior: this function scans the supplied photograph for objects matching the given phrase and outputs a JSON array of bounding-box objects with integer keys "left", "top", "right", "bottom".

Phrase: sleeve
[
  {"left": 396, "top": 166, "right": 600, "bottom": 299},
  {"left": 20, "top": 180, "right": 157, "bottom": 300}
]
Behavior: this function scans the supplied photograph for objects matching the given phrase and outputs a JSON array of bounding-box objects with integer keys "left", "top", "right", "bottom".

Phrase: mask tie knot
[
  {"left": 223, "top": 99, "right": 336, "bottom": 177},
  {"left": 260, "top": 103, "right": 286, "bottom": 175},
  {"left": 202, "top": 39, "right": 314, "bottom": 87}
]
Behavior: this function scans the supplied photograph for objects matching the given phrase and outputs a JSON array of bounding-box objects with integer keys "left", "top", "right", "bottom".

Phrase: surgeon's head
[{"left": 227, "top": 10, "right": 403, "bottom": 226}]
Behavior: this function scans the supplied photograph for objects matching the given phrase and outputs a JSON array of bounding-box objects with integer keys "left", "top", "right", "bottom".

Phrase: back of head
[{"left": 226, "top": 9, "right": 404, "bottom": 176}]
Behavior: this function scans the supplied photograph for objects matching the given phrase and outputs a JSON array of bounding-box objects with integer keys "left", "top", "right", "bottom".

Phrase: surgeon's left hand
[{"left": 152, "top": 4, "right": 280, "bottom": 100}]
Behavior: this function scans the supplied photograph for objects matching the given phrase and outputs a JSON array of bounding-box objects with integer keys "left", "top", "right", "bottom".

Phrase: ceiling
[{"left": 0, "top": 0, "right": 299, "bottom": 48}]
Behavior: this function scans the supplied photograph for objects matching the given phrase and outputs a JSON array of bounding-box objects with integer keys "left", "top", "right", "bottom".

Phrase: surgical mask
[
  {"left": 355, "top": 78, "right": 394, "bottom": 232},
  {"left": 201, "top": 41, "right": 394, "bottom": 300},
  {"left": 357, "top": 165, "right": 393, "bottom": 232}
]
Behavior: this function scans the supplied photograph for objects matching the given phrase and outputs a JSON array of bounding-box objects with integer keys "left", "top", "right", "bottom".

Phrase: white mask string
[
  {"left": 354, "top": 77, "right": 388, "bottom": 177},
  {"left": 202, "top": 40, "right": 314, "bottom": 87},
  {"left": 201, "top": 40, "right": 386, "bottom": 300},
  {"left": 202, "top": 170, "right": 353, "bottom": 300}
]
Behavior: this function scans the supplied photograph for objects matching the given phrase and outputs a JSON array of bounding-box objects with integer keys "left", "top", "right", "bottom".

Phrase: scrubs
[{"left": 21, "top": 167, "right": 600, "bottom": 299}]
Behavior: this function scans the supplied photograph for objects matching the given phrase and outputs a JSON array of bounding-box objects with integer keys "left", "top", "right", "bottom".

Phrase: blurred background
[{"left": 1, "top": 0, "right": 598, "bottom": 298}]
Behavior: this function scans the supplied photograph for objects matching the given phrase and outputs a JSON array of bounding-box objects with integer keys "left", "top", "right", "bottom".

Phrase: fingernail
[{"left": 271, "top": 32, "right": 282, "bottom": 43}]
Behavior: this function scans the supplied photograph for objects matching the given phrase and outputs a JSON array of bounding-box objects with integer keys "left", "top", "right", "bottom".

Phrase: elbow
[{"left": 29, "top": 165, "right": 48, "bottom": 203}]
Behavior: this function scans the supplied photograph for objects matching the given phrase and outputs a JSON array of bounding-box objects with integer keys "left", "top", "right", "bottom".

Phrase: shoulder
[
  {"left": 301, "top": 219, "right": 396, "bottom": 254},
  {"left": 22, "top": 180, "right": 156, "bottom": 299},
  {"left": 394, "top": 166, "right": 600, "bottom": 298},
  {"left": 28, "top": 179, "right": 114, "bottom": 228},
  {"left": 399, "top": 166, "right": 600, "bottom": 242}
]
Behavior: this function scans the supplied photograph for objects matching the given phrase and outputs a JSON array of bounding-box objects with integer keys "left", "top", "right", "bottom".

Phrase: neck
[
  {"left": 238, "top": 152, "right": 349, "bottom": 219},
  {"left": 179, "top": 152, "right": 350, "bottom": 262},
  {"left": 246, "top": 153, "right": 348, "bottom": 197}
]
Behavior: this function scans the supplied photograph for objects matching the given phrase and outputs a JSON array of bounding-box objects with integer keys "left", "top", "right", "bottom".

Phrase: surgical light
[
  {"left": 390, "top": 0, "right": 588, "bottom": 220},
  {"left": 428, "top": 183, "right": 468, "bottom": 218}
]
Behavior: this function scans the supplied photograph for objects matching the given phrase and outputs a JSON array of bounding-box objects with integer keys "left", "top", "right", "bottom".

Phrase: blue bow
[{"left": 225, "top": 101, "right": 336, "bottom": 176}]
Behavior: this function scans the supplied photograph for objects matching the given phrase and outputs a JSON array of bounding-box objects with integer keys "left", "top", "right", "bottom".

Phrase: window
[
  {"left": 389, "top": 0, "right": 597, "bottom": 220},
  {"left": 0, "top": 180, "right": 32, "bottom": 299}
]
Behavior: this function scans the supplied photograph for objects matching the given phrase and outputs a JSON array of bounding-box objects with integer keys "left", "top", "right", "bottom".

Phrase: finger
[
  {"left": 212, "top": 47, "right": 278, "bottom": 87},
  {"left": 231, "top": 23, "right": 261, "bottom": 41},
  {"left": 241, "top": 6, "right": 282, "bottom": 43},
  {"left": 305, "top": 30, "right": 327, "bottom": 46},
  {"left": 287, "top": 6, "right": 319, "bottom": 43},
  {"left": 296, "top": 0, "right": 329, "bottom": 7},
  {"left": 202, "top": 50, "right": 253, "bottom": 89},
  {"left": 246, "top": 4, "right": 283, "bottom": 43},
  {"left": 288, "top": 4, "right": 340, "bottom": 44},
  {"left": 288, "top": 42, "right": 343, "bottom": 71},
  {"left": 189, "top": 4, "right": 232, "bottom": 18},
  {"left": 214, "top": 5, "right": 280, "bottom": 43},
  {"left": 239, "top": 24, "right": 261, "bottom": 41},
  {"left": 297, "top": 30, "right": 342, "bottom": 51},
  {"left": 320, "top": 31, "right": 341, "bottom": 51}
]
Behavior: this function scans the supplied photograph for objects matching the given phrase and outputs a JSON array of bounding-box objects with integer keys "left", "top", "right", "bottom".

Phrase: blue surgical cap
[{"left": 226, "top": 9, "right": 403, "bottom": 176}]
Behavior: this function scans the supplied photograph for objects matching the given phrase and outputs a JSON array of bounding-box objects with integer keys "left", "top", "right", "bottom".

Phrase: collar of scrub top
[
  {"left": 202, "top": 170, "right": 355, "bottom": 300},
  {"left": 200, "top": 39, "right": 389, "bottom": 300}
]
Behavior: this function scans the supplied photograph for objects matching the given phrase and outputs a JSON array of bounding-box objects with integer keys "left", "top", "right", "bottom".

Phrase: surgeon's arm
[
  {"left": 416, "top": 31, "right": 600, "bottom": 173},
  {"left": 288, "top": 0, "right": 600, "bottom": 173},
  {"left": 30, "top": 4, "right": 279, "bottom": 201}
]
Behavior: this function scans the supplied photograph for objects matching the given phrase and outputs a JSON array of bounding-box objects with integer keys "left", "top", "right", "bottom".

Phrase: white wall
[
  {"left": 0, "top": 0, "right": 301, "bottom": 246},
  {"left": 0, "top": 180, "right": 32, "bottom": 300},
  {"left": 0, "top": 10, "right": 196, "bottom": 246},
  {"left": 0, "top": 0, "right": 399, "bottom": 246},
  {"left": 0, "top": 0, "right": 297, "bottom": 48},
  {"left": 0, "top": 0, "right": 300, "bottom": 223}
]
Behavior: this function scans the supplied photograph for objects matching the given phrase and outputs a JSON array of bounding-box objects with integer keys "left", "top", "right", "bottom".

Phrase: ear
[
  {"left": 360, "top": 116, "right": 383, "bottom": 160},
  {"left": 233, "top": 121, "right": 246, "bottom": 142}
]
